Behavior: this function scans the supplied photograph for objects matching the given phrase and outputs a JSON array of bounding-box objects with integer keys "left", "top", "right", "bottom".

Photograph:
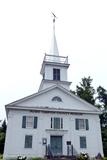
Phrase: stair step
[{"left": 46, "top": 155, "right": 76, "bottom": 160}]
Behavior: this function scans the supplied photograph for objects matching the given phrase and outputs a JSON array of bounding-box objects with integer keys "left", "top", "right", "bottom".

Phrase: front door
[{"left": 50, "top": 136, "right": 62, "bottom": 156}]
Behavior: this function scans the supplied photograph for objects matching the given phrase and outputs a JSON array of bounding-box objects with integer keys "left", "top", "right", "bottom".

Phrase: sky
[{"left": 0, "top": 0, "right": 107, "bottom": 120}]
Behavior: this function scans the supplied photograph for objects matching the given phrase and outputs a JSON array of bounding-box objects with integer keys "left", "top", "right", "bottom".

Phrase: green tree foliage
[
  {"left": 100, "top": 113, "right": 107, "bottom": 128},
  {"left": 0, "top": 132, "right": 5, "bottom": 154},
  {"left": 76, "top": 76, "right": 95, "bottom": 105},
  {"left": 101, "top": 126, "right": 107, "bottom": 156},
  {"left": 97, "top": 86, "right": 107, "bottom": 127},
  {"left": 96, "top": 86, "right": 107, "bottom": 156},
  {"left": 0, "top": 120, "right": 7, "bottom": 154},
  {"left": 97, "top": 86, "right": 107, "bottom": 109},
  {"left": 1, "top": 120, "right": 7, "bottom": 133}
]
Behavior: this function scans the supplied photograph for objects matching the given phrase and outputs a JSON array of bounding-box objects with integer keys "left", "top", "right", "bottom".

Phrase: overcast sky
[{"left": 0, "top": 0, "right": 107, "bottom": 120}]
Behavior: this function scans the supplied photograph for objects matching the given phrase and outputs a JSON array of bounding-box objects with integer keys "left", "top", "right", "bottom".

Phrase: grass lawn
[{"left": 0, "top": 154, "right": 3, "bottom": 160}]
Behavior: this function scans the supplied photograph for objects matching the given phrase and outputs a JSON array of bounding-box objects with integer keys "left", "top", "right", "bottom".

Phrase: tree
[
  {"left": 96, "top": 86, "right": 107, "bottom": 127},
  {"left": 97, "top": 86, "right": 107, "bottom": 109},
  {"left": 0, "top": 120, "right": 7, "bottom": 154},
  {"left": 76, "top": 76, "right": 95, "bottom": 105},
  {"left": 1, "top": 120, "right": 7, "bottom": 133},
  {"left": 101, "top": 126, "right": 107, "bottom": 156},
  {"left": 0, "top": 132, "right": 5, "bottom": 154},
  {"left": 96, "top": 86, "right": 107, "bottom": 156}
]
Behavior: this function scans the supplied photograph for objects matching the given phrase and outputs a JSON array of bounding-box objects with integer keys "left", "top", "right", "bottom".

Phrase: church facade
[{"left": 4, "top": 18, "right": 103, "bottom": 159}]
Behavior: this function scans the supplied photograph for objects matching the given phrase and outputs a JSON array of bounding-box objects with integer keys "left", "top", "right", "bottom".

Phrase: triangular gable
[{"left": 6, "top": 85, "right": 100, "bottom": 113}]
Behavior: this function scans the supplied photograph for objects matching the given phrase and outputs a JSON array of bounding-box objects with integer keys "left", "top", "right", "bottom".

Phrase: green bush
[
  {"left": 103, "top": 157, "right": 107, "bottom": 160},
  {"left": 77, "top": 153, "right": 89, "bottom": 160},
  {"left": 0, "top": 154, "right": 3, "bottom": 160}
]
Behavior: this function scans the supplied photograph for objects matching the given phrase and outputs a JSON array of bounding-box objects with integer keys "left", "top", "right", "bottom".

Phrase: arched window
[{"left": 52, "top": 96, "right": 62, "bottom": 102}]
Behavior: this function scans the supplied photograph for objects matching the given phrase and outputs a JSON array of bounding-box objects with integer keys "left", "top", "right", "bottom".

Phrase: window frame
[
  {"left": 24, "top": 135, "right": 33, "bottom": 149},
  {"left": 53, "top": 68, "right": 60, "bottom": 81},
  {"left": 22, "top": 116, "right": 38, "bottom": 129},
  {"left": 80, "top": 136, "right": 87, "bottom": 149},
  {"left": 26, "top": 116, "right": 34, "bottom": 128},
  {"left": 52, "top": 96, "right": 62, "bottom": 102},
  {"left": 79, "top": 119, "right": 86, "bottom": 130},
  {"left": 75, "top": 118, "right": 89, "bottom": 130},
  {"left": 51, "top": 117, "right": 63, "bottom": 129}
]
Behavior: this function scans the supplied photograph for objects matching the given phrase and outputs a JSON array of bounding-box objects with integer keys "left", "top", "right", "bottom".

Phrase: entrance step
[{"left": 45, "top": 155, "right": 76, "bottom": 160}]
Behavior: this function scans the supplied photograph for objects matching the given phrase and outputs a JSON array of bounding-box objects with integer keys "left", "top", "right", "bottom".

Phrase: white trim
[
  {"left": 40, "top": 60, "right": 70, "bottom": 75},
  {"left": 6, "top": 105, "right": 101, "bottom": 115}
]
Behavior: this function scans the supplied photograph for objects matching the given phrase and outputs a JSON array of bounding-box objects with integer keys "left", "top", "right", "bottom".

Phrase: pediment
[{"left": 6, "top": 85, "right": 100, "bottom": 113}]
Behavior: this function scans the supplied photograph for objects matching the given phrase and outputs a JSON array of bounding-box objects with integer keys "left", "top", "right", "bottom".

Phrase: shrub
[
  {"left": 103, "top": 158, "right": 107, "bottom": 160},
  {"left": 0, "top": 154, "right": 3, "bottom": 160},
  {"left": 77, "top": 152, "right": 89, "bottom": 160}
]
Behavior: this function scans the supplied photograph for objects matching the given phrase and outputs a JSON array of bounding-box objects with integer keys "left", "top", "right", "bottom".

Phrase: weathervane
[{"left": 52, "top": 12, "right": 57, "bottom": 23}]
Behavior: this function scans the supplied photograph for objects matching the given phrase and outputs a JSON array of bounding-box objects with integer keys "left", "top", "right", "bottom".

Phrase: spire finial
[
  {"left": 50, "top": 12, "right": 59, "bottom": 56},
  {"left": 52, "top": 12, "right": 57, "bottom": 23}
]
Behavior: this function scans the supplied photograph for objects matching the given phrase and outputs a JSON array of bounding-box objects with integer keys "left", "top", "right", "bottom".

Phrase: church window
[
  {"left": 52, "top": 96, "right": 62, "bottom": 102},
  {"left": 26, "top": 116, "right": 33, "bottom": 128},
  {"left": 53, "top": 68, "right": 60, "bottom": 80},
  {"left": 75, "top": 119, "right": 89, "bottom": 130},
  {"left": 51, "top": 117, "right": 63, "bottom": 129},
  {"left": 22, "top": 116, "right": 38, "bottom": 129},
  {"left": 80, "top": 136, "right": 87, "bottom": 148},
  {"left": 24, "top": 135, "right": 33, "bottom": 148}
]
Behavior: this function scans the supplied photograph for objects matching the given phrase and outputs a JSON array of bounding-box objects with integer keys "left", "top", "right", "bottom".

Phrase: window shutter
[
  {"left": 51, "top": 118, "right": 53, "bottom": 128},
  {"left": 75, "top": 119, "right": 79, "bottom": 130},
  {"left": 86, "top": 119, "right": 89, "bottom": 130},
  {"left": 22, "top": 116, "right": 26, "bottom": 128},
  {"left": 61, "top": 118, "right": 63, "bottom": 129},
  {"left": 34, "top": 117, "right": 38, "bottom": 129}
]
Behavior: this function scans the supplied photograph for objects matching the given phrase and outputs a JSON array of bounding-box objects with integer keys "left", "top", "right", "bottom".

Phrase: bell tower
[{"left": 39, "top": 15, "right": 71, "bottom": 91}]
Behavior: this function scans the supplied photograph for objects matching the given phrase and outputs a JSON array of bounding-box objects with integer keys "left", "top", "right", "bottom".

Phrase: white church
[{"left": 4, "top": 17, "right": 103, "bottom": 159}]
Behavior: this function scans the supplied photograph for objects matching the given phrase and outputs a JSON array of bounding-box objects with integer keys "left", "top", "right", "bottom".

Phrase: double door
[{"left": 50, "top": 136, "right": 62, "bottom": 156}]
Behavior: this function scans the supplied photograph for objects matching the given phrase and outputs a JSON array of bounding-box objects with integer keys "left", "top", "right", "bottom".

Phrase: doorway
[{"left": 50, "top": 136, "right": 62, "bottom": 156}]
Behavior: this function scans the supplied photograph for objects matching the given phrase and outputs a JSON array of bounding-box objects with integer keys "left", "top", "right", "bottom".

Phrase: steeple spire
[
  {"left": 50, "top": 13, "right": 59, "bottom": 56},
  {"left": 39, "top": 15, "right": 71, "bottom": 91}
]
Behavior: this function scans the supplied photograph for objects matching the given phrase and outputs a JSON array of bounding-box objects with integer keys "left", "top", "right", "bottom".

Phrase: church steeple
[
  {"left": 50, "top": 13, "right": 59, "bottom": 56},
  {"left": 39, "top": 15, "right": 71, "bottom": 91}
]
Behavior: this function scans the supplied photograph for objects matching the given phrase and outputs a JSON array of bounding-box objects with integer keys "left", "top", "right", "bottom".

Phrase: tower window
[{"left": 53, "top": 68, "right": 60, "bottom": 80}]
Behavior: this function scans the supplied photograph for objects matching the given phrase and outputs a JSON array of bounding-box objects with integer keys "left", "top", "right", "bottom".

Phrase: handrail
[
  {"left": 46, "top": 144, "right": 54, "bottom": 159},
  {"left": 43, "top": 54, "right": 68, "bottom": 64}
]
